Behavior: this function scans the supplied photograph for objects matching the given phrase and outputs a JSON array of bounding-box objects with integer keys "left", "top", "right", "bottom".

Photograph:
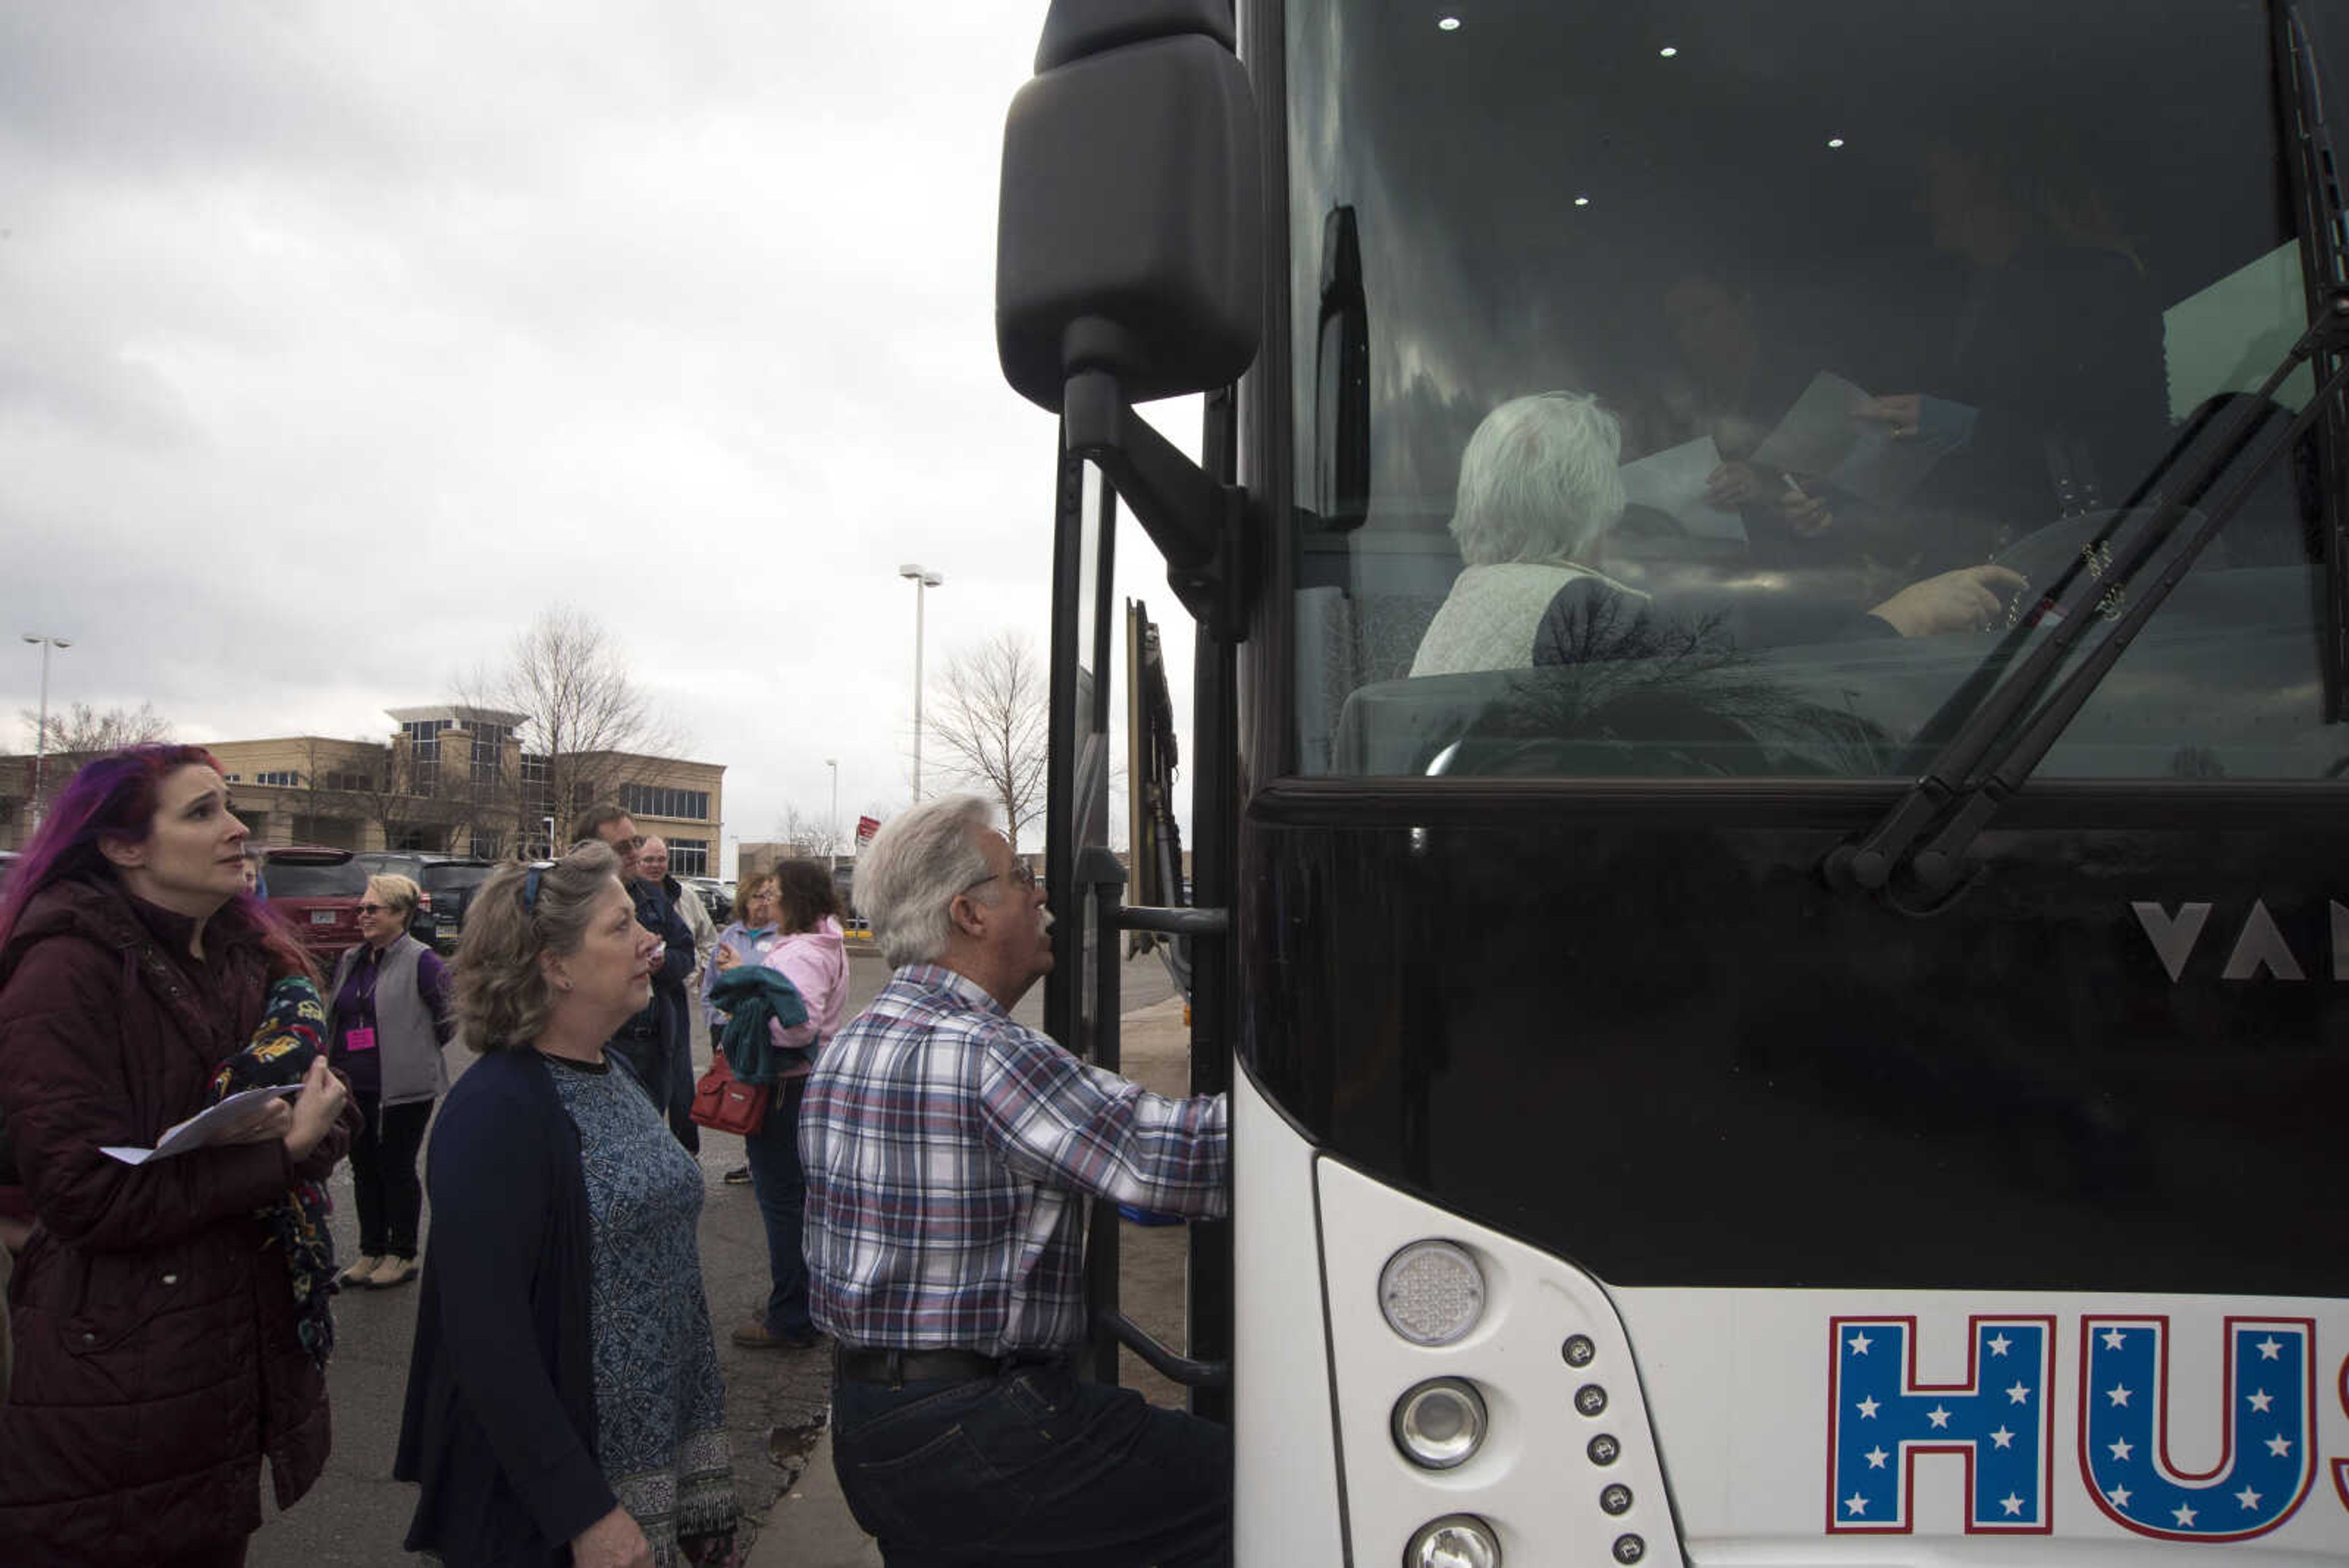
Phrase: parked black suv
[{"left": 354, "top": 852, "right": 502, "bottom": 954}]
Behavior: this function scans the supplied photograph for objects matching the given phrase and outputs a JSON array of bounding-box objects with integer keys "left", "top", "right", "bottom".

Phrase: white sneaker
[{"left": 368, "top": 1255, "right": 420, "bottom": 1288}]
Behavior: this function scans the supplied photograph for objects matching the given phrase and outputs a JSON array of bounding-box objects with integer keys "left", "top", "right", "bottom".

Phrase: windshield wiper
[
  {"left": 2278, "top": 0, "right": 2349, "bottom": 721},
  {"left": 1828, "top": 4, "right": 2349, "bottom": 903}
]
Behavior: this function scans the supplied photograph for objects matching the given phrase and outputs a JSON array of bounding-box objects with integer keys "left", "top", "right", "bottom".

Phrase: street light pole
[
  {"left": 21, "top": 634, "right": 71, "bottom": 830},
  {"left": 897, "top": 564, "right": 944, "bottom": 800},
  {"left": 824, "top": 756, "right": 839, "bottom": 875}
]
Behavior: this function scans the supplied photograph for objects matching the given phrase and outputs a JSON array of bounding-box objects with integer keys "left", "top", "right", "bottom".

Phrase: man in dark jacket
[{"left": 573, "top": 806, "right": 699, "bottom": 1151}]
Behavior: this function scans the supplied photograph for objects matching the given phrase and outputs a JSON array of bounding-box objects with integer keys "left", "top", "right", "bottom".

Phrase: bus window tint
[{"left": 1288, "top": 1, "right": 2342, "bottom": 781}]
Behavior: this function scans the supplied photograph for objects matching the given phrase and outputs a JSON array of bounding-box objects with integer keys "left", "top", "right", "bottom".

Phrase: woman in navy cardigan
[{"left": 396, "top": 842, "right": 737, "bottom": 1568}]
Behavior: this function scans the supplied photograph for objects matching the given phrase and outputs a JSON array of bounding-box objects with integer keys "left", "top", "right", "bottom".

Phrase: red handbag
[{"left": 689, "top": 1052, "right": 771, "bottom": 1135}]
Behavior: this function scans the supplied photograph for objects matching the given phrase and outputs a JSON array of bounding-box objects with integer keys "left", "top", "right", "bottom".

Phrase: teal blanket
[{"left": 707, "top": 966, "right": 811, "bottom": 1087}]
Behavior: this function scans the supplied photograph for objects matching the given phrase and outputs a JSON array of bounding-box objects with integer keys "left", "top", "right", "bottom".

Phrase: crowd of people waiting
[{"left": 0, "top": 746, "right": 1231, "bottom": 1568}]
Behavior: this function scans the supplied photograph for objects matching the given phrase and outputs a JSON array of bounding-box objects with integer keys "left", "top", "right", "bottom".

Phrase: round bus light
[
  {"left": 1379, "top": 1240, "right": 1486, "bottom": 1345},
  {"left": 1392, "top": 1377, "right": 1488, "bottom": 1470},
  {"left": 1408, "top": 1513, "right": 1502, "bottom": 1568}
]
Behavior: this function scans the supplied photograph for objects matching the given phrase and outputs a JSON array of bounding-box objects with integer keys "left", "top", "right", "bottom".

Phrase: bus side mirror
[{"left": 997, "top": 1, "right": 1264, "bottom": 412}]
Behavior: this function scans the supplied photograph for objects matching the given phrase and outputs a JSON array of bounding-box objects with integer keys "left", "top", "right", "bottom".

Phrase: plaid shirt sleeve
[{"left": 975, "top": 1018, "right": 1230, "bottom": 1219}]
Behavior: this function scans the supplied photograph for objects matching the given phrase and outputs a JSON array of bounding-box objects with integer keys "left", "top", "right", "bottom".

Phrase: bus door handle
[
  {"left": 1092, "top": 1306, "right": 1231, "bottom": 1391},
  {"left": 1114, "top": 905, "right": 1229, "bottom": 936}
]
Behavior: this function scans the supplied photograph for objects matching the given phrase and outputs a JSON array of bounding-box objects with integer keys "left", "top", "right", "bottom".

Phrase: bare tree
[
  {"left": 774, "top": 804, "right": 842, "bottom": 860},
  {"left": 19, "top": 700, "right": 172, "bottom": 756},
  {"left": 335, "top": 735, "right": 456, "bottom": 852},
  {"left": 15, "top": 702, "right": 174, "bottom": 817},
  {"left": 927, "top": 632, "right": 1048, "bottom": 853},
  {"left": 462, "top": 606, "right": 678, "bottom": 836}
]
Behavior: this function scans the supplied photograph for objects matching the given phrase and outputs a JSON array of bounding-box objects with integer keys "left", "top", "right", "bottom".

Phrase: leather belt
[{"left": 834, "top": 1347, "right": 1011, "bottom": 1386}]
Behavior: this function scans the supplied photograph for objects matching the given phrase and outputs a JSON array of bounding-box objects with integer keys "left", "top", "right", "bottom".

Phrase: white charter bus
[{"left": 997, "top": 2, "right": 2349, "bottom": 1562}]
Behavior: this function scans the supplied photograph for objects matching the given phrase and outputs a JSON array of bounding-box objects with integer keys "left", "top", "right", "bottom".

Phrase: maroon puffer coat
[{"left": 0, "top": 876, "right": 357, "bottom": 1566}]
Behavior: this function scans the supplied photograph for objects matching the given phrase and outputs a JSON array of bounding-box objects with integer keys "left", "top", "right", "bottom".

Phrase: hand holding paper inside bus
[
  {"left": 1748, "top": 371, "right": 1975, "bottom": 507},
  {"left": 101, "top": 1083, "right": 302, "bottom": 1166},
  {"left": 1615, "top": 435, "right": 1750, "bottom": 541}
]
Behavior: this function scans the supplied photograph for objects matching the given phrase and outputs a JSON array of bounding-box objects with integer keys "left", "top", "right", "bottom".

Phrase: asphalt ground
[{"left": 248, "top": 949, "right": 1186, "bottom": 1567}]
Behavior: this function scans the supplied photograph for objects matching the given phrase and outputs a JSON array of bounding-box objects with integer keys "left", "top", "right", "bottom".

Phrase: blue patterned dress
[{"left": 546, "top": 1055, "right": 735, "bottom": 1564}]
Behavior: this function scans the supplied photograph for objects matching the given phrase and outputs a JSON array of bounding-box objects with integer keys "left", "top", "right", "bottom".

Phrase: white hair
[
  {"left": 1447, "top": 392, "right": 1626, "bottom": 567},
  {"left": 857, "top": 793, "right": 993, "bottom": 968}
]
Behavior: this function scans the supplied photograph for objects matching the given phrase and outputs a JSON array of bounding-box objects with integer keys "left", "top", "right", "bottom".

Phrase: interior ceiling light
[
  {"left": 1659, "top": 45, "right": 1679, "bottom": 57},
  {"left": 1438, "top": 16, "right": 1463, "bottom": 31},
  {"left": 1574, "top": 195, "right": 1592, "bottom": 207},
  {"left": 1828, "top": 136, "right": 1846, "bottom": 148}
]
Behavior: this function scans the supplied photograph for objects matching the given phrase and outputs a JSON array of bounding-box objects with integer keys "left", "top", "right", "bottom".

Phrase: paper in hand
[
  {"left": 1751, "top": 371, "right": 1966, "bottom": 507},
  {"left": 102, "top": 1083, "right": 300, "bottom": 1166},
  {"left": 1616, "top": 436, "right": 1749, "bottom": 543}
]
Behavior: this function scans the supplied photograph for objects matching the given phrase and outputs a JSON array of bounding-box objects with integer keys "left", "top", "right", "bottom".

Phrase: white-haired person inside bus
[
  {"left": 1411, "top": 391, "right": 2026, "bottom": 676},
  {"left": 1411, "top": 390, "right": 1635, "bottom": 677}
]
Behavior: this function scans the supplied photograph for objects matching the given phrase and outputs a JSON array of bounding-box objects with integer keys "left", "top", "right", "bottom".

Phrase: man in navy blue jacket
[{"left": 575, "top": 806, "right": 699, "bottom": 1151}]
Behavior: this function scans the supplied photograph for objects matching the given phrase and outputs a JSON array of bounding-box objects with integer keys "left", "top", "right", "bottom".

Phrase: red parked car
[{"left": 259, "top": 845, "right": 369, "bottom": 957}]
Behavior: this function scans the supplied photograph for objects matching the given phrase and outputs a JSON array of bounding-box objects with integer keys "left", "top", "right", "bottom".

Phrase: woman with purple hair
[{"left": 0, "top": 743, "right": 356, "bottom": 1568}]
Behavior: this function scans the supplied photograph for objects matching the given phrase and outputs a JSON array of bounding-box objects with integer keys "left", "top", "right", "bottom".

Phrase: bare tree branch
[
  {"left": 19, "top": 700, "right": 172, "bottom": 756},
  {"left": 15, "top": 702, "right": 174, "bottom": 817},
  {"left": 927, "top": 631, "right": 1048, "bottom": 854},
  {"left": 774, "top": 804, "right": 844, "bottom": 859},
  {"left": 455, "top": 605, "right": 681, "bottom": 844}
]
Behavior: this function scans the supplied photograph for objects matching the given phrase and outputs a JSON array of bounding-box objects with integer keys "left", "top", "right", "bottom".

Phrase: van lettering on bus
[
  {"left": 2129, "top": 901, "right": 2349, "bottom": 982},
  {"left": 1827, "top": 1317, "right": 2321, "bottom": 1540}
]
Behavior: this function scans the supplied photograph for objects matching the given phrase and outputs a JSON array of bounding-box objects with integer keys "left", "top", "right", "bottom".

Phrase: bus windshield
[{"left": 1287, "top": 1, "right": 2348, "bottom": 782}]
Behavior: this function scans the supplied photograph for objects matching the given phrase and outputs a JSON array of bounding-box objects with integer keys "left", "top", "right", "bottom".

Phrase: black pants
[
  {"left": 831, "top": 1358, "right": 1231, "bottom": 1566},
  {"left": 612, "top": 1013, "right": 699, "bottom": 1154},
  {"left": 351, "top": 1093, "right": 432, "bottom": 1258}
]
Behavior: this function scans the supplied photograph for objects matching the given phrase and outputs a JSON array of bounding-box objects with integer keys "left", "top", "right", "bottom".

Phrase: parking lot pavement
[{"left": 250, "top": 951, "right": 1189, "bottom": 1567}]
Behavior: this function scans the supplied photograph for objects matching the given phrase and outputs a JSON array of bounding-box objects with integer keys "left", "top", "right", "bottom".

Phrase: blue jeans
[
  {"left": 744, "top": 1078, "right": 810, "bottom": 1335},
  {"left": 829, "top": 1358, "right": 1231, "bottom": 1567}
]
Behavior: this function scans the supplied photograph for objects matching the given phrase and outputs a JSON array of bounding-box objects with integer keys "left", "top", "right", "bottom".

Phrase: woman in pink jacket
[{"left": 715, "top": 859, "right": 847, "bottom": 1350}]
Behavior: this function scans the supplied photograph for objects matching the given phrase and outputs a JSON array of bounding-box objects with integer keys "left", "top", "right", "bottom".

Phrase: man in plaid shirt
[{"left": 801, "top": 794, "right": 1230, "bottom": 1567}]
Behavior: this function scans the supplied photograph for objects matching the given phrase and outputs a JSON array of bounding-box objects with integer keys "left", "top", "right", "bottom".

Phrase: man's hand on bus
[{"left": 1866, "top": 563, "right": 2027, "bottom": 637}]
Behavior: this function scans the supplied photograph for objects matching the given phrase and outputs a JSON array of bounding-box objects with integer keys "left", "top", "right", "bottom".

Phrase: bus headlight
[
  {"left": 1392, "top": 1377, "right": 1488, "bottom": 1470},
  {"left": 1379, "top": 1239, "right": 1485, "bottom": 1345},
  {"left": 1406, "top": 1513, "right": 1502, "bottom": 1568}
]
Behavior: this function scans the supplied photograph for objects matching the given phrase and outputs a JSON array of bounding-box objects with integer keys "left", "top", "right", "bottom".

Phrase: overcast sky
[{"left": 1, "top": 2, "right": 1198, "bottom": 873}]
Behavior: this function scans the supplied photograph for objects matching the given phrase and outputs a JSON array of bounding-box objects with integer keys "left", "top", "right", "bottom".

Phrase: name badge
[{"left": 345, "top": 1026, "right": 378, "bottom": 1053}]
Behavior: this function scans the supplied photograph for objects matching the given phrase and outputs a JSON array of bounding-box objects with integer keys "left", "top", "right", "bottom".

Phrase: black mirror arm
[{"left": 1064, "top": 366, "right": 1250, "bottom": 640}]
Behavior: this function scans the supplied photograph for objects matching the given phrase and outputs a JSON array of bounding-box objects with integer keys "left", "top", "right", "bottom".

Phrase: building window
[
  {"left": 617, "top": 783, "right": 711, "bottom": 822},
  {"left": 256, "top": 770, "right": 301, "bottom": 787},
  {"left": 666, "top": 838, "right": 710, "bottom": 875},
  {"left": 404, "top": 718, "right": 450, "bottom": 792},
  {"left": 469, "top": 723, "right": 507, "bottom": 786}
]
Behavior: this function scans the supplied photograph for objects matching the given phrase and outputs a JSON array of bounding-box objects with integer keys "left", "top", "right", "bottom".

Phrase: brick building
[{"left": 1, "top": 705, "right": 725, "bottom": 872}]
